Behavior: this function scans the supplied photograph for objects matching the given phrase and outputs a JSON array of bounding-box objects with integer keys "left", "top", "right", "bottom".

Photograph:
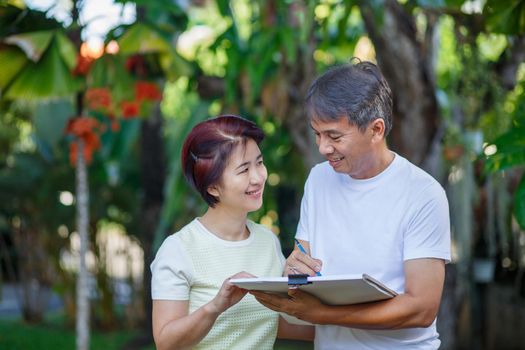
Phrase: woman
[{"left": 151, "top": 115, "right": 312, "bottom": 349}]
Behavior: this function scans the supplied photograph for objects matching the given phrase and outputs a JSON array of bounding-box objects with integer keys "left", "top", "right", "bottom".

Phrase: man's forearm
[{"left": 303, "top": 293, "right": 438, "bottom": 330}]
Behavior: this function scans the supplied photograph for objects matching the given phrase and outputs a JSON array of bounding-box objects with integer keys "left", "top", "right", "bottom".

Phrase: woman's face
[{"left": 209, "top": 138, "right": 267, "bottom": 213}]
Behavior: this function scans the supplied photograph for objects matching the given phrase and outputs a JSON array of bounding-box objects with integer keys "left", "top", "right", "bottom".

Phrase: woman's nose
[{"left": 250, "top": 167, "right": 267, "bottom": 184}]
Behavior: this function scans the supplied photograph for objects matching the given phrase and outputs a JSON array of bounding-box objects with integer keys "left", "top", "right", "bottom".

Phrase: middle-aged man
[{"left": 252, "top": 60, "right": 451, "bottom": 350}]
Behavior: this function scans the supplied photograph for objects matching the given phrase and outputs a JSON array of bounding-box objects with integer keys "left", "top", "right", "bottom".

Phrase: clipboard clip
[{"left": 288, "top": 274, "right": 311, "bottom": 286}]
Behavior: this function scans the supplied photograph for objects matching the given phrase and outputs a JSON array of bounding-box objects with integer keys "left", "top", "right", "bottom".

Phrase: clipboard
[
  {"left": 231, "top": 273, "right": 397, "bottom": 305},
  {"left": 231, "top": 273, "right": 397, "bottom": 325}
]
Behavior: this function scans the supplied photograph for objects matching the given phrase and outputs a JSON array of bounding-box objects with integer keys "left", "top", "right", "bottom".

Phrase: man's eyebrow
[
  {"left": 310, "top": 124, "right": 343, "bottom": 135},
  {"left": 235, "top": 153, "right": 263, "bottom": 170}
]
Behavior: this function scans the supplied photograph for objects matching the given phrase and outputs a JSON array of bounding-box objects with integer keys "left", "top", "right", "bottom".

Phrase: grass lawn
[
  {"left": 275, "top": 339, "right": 314, "bottom": 349},
  {"left": 0, "top": 318, "right": 143, "bottom": 350},
  {"left": 0, "top": 317, "right": 312, "bottom": 350}
]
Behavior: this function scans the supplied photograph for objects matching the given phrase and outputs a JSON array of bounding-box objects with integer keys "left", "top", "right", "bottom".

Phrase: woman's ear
[{"left": 207, "top": 185, "right": 220, "bottom": 198}]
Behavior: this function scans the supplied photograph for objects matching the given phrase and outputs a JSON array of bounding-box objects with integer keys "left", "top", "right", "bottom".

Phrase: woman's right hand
[{"left": 207, "top": 271, "right": 256, "bottom": 314}]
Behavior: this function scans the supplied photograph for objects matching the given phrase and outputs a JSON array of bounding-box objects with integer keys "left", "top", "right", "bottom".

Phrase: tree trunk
[
  {"left": 283, "top": 40, "right": 323, "bottom": 170},
  {"left": 76, "top": 138, "right": 90, "bottom": 350},
  {"left": 11, "top": 226, "right": 52, "bottom": 324},
  {"left": 283, "top": 3, "right": 322, "bottom": 170},
  {"left": 359, "top": 0, "right": 440, "bottom": 167},
  {"left": 139, "top": 102, "right": 166, "bottom": 339}
]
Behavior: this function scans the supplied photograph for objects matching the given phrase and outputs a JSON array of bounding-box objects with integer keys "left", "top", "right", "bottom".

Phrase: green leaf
[
  {"left": 336, "top": 2, "right": 353, "bottom": 44},
  {"left": 159, "top": 50, "right": 194, "bottom": 80},
  {"left": 55, "top": 31, "right": 77, "bottom": 70},
  {"left": 279, "top": 28, "right": 297, "bottom": 63},
  {"left": 484, "top": 0, "right": 525, "bottom": 34},
  {"left": 0, "top": 5, "right": 61, "bottom": 37},
  {"left": 515, "top": 174, "right": 525, "bottom": 230},
  {"left": 87, "top": 54, "right": 134, "bottom": 97},
  {"left": 216, "top": 0, "right": 232, "bottom": 17},
  {"left": 34, "top": 99, "right": 74, "bottom": 148},
  {"left": 111, "top": 118, "right": 141, "bottom": 162},
  {"left": 483, "top": 126, "right": 525, "bottom": 172},
  {"left": 484, "top": 151, "right": 525, "bottom": 172},
  {"left": 118, "top": 23, "right": 171, "bottom": 55},
  {"left": 5, "top": 39, "right": 82, "bottom": 99},
  {"left": 0, "top": 45, "right": 28, "bottom": 89},
  {"left": 490, "top": 126, "right": 525, "bottom": 153},
  {"left": 4, "top": 29, "right": 55, "bottom": 61},
  {"left": 416, "top": 0, "right": 465, "bottom": 9},
  {"left": 0, "top": 153, "right": 46, "bottom": 192}
]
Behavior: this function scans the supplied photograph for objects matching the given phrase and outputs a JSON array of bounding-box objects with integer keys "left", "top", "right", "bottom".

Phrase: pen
[{"left": 295, "top": 239, "right": 322, "bottom": 276}]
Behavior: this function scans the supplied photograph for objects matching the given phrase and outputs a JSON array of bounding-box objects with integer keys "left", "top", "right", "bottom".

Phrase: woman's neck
[{"left": 199, "top": 207, "right": 249, "bottom": 241}]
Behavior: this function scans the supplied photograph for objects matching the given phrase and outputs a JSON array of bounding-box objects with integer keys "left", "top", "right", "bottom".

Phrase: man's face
[{"left": 311, "top": 117, "right": 376, "bottom": 179}]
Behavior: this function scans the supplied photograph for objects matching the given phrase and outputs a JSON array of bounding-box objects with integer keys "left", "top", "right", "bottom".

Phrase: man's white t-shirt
[{"left": 296, "top": 153, "right": 451, "bottom": 350}]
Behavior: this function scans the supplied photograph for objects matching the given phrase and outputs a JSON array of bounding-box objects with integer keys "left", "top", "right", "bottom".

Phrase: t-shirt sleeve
[
  {"left": 150, "top": 236, "right": 194, "bottom": 300},
  {"left": 271, "top": 233, "right": 286, "bottom": 269},
  {"left": 295, "top": 175, "right": 311, "bottom": 242},
  {"left": 404, "top": 184, "right": 451, "bottom": 263}
]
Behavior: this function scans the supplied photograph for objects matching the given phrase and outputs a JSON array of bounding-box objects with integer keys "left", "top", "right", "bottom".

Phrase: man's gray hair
[{"left": 305, "top": 61, "right": 393, "bottom": 136}]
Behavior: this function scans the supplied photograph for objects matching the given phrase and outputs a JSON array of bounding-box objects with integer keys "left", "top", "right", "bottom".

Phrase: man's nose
[{"left": 318, "top": 137, "right": 334, "bottom": 155}]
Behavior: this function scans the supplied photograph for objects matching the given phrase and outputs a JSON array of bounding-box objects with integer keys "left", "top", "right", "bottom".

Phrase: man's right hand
[{"left": 284, "top": 241, "right": 323, "bottom": 276}]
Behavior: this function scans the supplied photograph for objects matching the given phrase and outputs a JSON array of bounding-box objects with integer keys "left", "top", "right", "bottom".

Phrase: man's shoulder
[
  {"left": 309, "top": 161, "right": 335, "bottom": 178},
  {"left": 397, "top": 156, "right": 446, "bottom": 201}
]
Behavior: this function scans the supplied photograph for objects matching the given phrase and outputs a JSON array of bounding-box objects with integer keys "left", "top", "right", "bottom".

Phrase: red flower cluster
[
  {"left": 65, "top": 116, "right": 102, "bottom": 167},
  {"left": 73, "top": 54, "right": 94, "bottom": 76},
  {"left": 85, "top": 80, "right": 162, "bottom": 119},
  {"left": 121, "top": 100, "right": 140, "bottom": 118},
  {"left": 85, "top": 88, "right": 112, "bottom": 112},
  {"left": 135, "top": 81, "right": 162, "bottom": 101}
]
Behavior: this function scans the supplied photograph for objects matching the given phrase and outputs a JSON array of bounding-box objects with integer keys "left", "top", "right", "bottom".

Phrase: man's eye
[{"left": 330, "top": 136, "right": 342, "bottom": 141}]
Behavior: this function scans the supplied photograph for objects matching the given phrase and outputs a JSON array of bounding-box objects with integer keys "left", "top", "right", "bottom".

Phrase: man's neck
[{"left": 351, "top": 147, "right": 394, "bottom": 180}]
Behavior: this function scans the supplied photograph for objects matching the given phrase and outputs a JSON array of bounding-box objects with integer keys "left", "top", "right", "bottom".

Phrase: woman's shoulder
[
  {"left": 158, "top": 219, "right": 201, "bottom": 248},
  {"left": 246, "top": 220, "right": 278, "bottom": 242},
  {"left": 247, "top": 219, "right": 270, "bottom": 232}
]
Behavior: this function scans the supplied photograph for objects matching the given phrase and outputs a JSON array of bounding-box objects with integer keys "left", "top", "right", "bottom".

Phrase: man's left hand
[{"left": 250, "top": 288, "right": 325, "bottom": 324}]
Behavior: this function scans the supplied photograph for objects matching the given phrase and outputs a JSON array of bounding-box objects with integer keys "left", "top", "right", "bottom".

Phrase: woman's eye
[
  {"left": 239, "top": 168, "right": 249, "bottom": 174},
  {"left": 257, "top": 160, "right": 264, "bottom": 165}
]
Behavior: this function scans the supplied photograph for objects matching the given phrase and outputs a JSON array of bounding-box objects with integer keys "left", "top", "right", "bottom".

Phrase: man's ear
[{"left": 370, "top": 118, "right": 385, "bottom": 142}]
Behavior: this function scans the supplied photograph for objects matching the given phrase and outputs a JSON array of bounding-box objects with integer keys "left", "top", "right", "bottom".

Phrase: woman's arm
[
  {"left": 152, "top": 272, "right": 252, "bottom": 350},
  {"left": 153, "top": 299, "right": 219, "bottom": 350},
  {"left": 277, "top": 316, "right": 315, "bottom": 341}
]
